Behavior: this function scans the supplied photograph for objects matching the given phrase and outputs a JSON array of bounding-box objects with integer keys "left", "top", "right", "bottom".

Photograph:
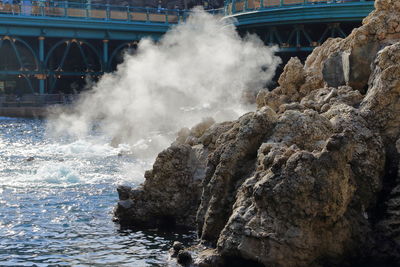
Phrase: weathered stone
[
  {"left": 117, "top": 199, "right": 134, "bottom": 209},
  {"left": 194, "top": 249, "right": 225, "bottom": 267},
  {"left": 114, "top": 144, "right": 206, "bottom": 229},
  {"left": 115, "top": 0, "right": 400, "bottom": 265},
  {"left": 256, "top": 57, "right": 305, "bottom": 112},
  {"left": 256, "top": 89, "right": 287, "bottom": 112},
  {"left": 190, "top": 117, "right": 216, "bottom": 138},
  {"left": 117, "top": 185, "right": 132, "bottom": 200},
  {"left": 301, "top": 86, "right": 363, "bottom": 112},
  {"left": 323, "top": 52, "right": 346, "bottom": 88},
  {"left": 177, "top": 250, "right": 193, "bottom": 266},
  {"left": 170, "top": 241, "right": 185, "bottom": 258},
  {"left": 277, "top": 57, "right": 306, "bottom": 100},
  {"left": 196, "top": 107, "right": 278, "bottom": 244},
  {"left": 173, "top": 241, "right": 185, "bottom": 252},
  {"left": 343, "top": 41, "right": 380, "bottom": 93},
  {"left": 360, "top": 42, "right": 400, "bottom": 143}
]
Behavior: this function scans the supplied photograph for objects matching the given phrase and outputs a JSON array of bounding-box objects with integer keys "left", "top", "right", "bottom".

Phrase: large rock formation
[{"left": 114, "top": 0, "right": 400, "bottom": 265}]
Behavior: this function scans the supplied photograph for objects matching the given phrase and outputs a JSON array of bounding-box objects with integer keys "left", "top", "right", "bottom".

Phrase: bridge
[
  {"left": 0, "top": 0, "right": 192, "bottom": 95},
  {"left": 0, "top": 0, "right": 374, "bottom": 96},
  {"left": 224, "top": 0, "right": 375, "bottom": 53}
]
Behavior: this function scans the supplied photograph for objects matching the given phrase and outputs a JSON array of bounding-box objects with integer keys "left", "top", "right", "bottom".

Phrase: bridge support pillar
[
  {"left": 103, "top": 39, "right": 109, "bottom": 72},
  {"left": 39, "top": 79, "right": 45, "bottom": 94},
  {"left": 39, "top": 36, "right": 45, "bottom": 94}
]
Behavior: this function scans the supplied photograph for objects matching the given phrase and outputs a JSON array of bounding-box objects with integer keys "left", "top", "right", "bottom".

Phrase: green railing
[
  {"left": 0, "top": 0, "right": 192, "bottom": 24},
  {"left": 225, "top": 0, "right": 375, "bottom": 15}
]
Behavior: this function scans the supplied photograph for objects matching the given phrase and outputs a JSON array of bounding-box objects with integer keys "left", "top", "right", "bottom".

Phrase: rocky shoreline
[{"left": 114, "top": 0, "right": 400, "bottom": 265}]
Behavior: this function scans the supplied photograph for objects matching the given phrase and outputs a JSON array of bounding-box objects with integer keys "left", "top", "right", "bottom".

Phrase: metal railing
[
  {"left": 225, "top": 0, "right": 374, "bottom": 15},
  {"left": 0, "top": 94, "right": 78, "bottom": 107},
  {"left": 0, "top": 0, "right": 193, "bottom": 24}
]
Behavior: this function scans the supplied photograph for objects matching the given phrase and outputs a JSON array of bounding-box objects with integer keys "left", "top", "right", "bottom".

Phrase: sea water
[{"left": 0, "top": 117, "right": 195, "bottom": 267}]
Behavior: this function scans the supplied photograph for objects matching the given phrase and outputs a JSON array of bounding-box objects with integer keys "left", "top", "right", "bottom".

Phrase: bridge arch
[
  {"left": 0, "top": 36, "right": 39, "bottom": 71},
  {"left": 45, "top": 39, "right": 103, "bottom": 72},
  {"left": 108, "top": 42, "right": 138, "bottom": 71},
  {"left": 45, "top": 39, "right": 103, "bottom": 93},
  {"left": 0, "top": 36, "right": 38, "bottom": 94}
]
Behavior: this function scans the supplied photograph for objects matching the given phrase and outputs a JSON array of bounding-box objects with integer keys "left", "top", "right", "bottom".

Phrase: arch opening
[
  {"left": 46, "top": 40, "right": 102, "bottom": 93},
  {"left": 0, "top": 37, "right": 37, "bottom": 95},
  {"left": 109, "top": 42, "right": 138, "bottom": 71},
  {"left": 0, "top": 37, "right": 38, "bottom": 71},
  {"left": 47, "top": 40, "right": 102, "bottom": 72}
]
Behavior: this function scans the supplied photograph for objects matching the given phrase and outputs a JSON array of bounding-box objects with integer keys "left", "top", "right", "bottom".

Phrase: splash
[
  {"left": 48, "top": 8, "right": 281, "bottom": 160},
  {"left": 35, "top": 162, "right": 81, "bottom": 184}
]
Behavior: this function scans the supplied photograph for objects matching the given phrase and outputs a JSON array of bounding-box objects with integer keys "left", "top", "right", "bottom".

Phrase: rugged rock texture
[
  {"left": 360, "top": 42, "right": 400, "bottom": 142},
  {"left": 114, "top": 117, "right": 226, "bottom": 228},
  {"left": 114, "top": 144, "right": 205, "bottom": 228},
  {"left": 115, "top": 0, "right": 400, "bottom": 265},
  {"left": 376, "top": 137, "right": 400, "bottom": 259},
  {"left": 196, "top": 108, "right": 277, "bottom": 244},
  {"left": 256, "top": 57, "right": 306, "bottom": 110}
]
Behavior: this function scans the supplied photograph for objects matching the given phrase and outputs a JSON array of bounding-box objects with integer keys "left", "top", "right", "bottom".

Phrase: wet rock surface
[
  {"left": 115, "top": 0, "right": 400, "bottom": 265},
  {"left": 177, "top": 250, "right": 193, "bottom": 266},
  {"left": 114, "top": 143, "right": 206, "bottom": 228}
]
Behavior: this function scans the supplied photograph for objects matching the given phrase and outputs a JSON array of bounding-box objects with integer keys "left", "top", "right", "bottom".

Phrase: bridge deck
[
  {"left": 225, "top": 0, "right": 375, "bottom": 16},
  {"left": 0, "top": 1, "right": 189, "bottom": 25},
  {"left": 223, "top": 0, "right": 374, "bottom": 52},
  {"left": 0, "top": 0, "right": 375, "bottom": 95}
]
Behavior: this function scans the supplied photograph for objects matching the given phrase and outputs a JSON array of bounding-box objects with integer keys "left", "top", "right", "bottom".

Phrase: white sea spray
[{"left": 47, "top": 8, "right": 281, "bottom": 160}]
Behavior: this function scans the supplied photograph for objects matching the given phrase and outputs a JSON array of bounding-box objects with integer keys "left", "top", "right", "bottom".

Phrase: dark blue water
[{"left": 0, "top": 117, "right": 195, "bottom": 266}]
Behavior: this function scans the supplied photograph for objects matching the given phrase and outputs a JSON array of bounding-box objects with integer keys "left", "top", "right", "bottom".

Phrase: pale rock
[{"left": 115, "top": 0, "right": 400, "bottom": 265}]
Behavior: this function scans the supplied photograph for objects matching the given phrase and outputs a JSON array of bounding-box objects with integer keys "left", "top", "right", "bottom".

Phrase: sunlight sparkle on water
[{"left": 0, "top": 118, "right": 194, "bottom": 266}]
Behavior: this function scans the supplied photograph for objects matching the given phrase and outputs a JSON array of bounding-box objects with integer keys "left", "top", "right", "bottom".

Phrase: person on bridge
[
  {"left": 21, "top": 0, "right": 32, "bottom": 15},
  {"left": 38, "top": 0, "right": 46, "bottom": 15},
  {"left": 1, "top": 0, "right": 14, "bottom": 14}
]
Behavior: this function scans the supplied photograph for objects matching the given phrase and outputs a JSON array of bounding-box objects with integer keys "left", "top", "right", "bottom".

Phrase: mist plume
[{"left": 48, "top": 8, "right": 281, "bottom": 159}]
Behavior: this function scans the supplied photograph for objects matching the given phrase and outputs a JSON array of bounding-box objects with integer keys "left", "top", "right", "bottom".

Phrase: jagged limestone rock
[
  {"left": 360, "top": 42, "right": 400, "bottom": 143},
  {"left": 114, "top": 118, "right": 228, "bottom": 229},
  {"left": 343, "top": 41, "right": 380, "bottom": 93},
  {"left": 196, "top": 107, "right": 278, "bottom": 244},
  {"left": 114, "top": 144, "right": 205, "bottom": 228},
  {"left": 256, "top": 57, "right": 305, "bottom": 111},
  {"left": 323, "top": 52, "right": 346, "bottom": 88},
  {"left": 300, "top": 86, "right": 363, "bottom": 113},
  {"left": 277, "top": 57, "right": 306, "bottom": 100},
  {"left": 115, "top": 0, "right": 400, "bottom": 265}
]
